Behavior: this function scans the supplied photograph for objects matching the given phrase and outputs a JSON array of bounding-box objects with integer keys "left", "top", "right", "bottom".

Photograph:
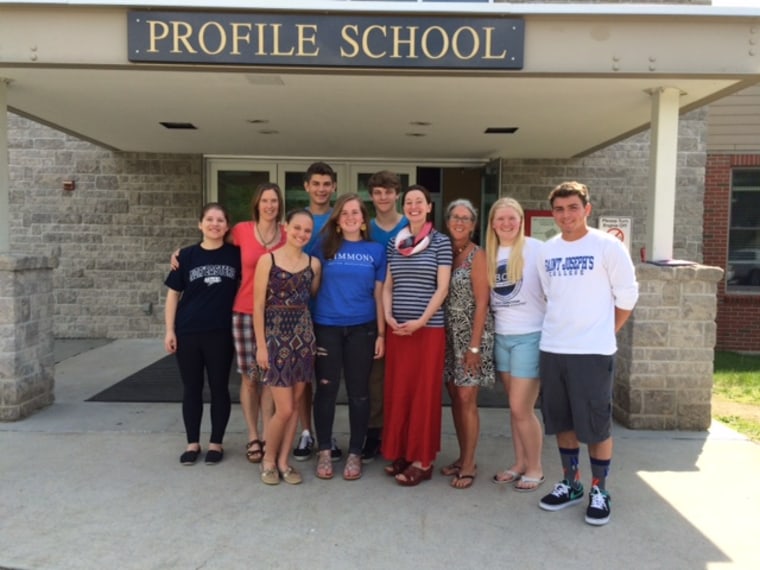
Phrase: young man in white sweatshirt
[{"left": 535, "top": 181, "right": 639, "bottom": 526}]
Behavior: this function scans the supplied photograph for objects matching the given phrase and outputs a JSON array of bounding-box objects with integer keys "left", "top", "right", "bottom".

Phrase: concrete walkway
[{"left": 1, "top": 339, "right": 759, "bottom": 570}]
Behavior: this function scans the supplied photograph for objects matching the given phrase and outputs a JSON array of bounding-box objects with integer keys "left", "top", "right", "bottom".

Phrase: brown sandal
[
  {"left": 246, "top": 439, "right": 264, "bottom": 464},
  {"left": 395, "top": 464, "right": 433, "bottom": 487},
  {"left": 384, "top": 458, "right": 411, "bottom": 477}
]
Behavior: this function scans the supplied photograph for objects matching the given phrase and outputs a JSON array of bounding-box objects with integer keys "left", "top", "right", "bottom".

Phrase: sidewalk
[{"left": 1, "top": 339, "right": 759, "bottom": 570}]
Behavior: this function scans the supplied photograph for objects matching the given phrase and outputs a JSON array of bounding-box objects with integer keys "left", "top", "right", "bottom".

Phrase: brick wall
[
  {"left": 7, "top": 113, "right": 203, "bottom": 338},
  {"left": 704, "top": 154, "right": 760, "bottom": 352},
  {"left": 501, "top": 108, "right": 708, "bottom": 263}
]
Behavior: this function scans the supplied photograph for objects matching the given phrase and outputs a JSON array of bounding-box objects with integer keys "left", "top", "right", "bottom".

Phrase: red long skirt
[{"left": 381, "top": 326, "right": 445, "bottom": 466}]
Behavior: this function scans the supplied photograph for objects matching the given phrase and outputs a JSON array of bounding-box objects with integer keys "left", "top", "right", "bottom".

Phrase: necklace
[
  {"left": 454, "top": 241, "right": 471, "bottom": 256},
  {"left": 256, "top": 222, "right": 279, "bottom": 249}
]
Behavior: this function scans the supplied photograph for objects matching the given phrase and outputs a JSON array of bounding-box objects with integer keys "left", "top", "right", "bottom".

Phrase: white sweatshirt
[{"left": 537, "top": 228, "right": 639, "bottom": 355}]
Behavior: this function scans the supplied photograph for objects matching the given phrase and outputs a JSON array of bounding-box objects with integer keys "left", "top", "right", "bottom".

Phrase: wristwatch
[{"left": 468, "top": 346, "right": 480, "bottom": 355}]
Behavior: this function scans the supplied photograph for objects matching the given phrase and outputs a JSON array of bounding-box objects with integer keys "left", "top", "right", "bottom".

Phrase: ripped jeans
[{"left": 313, "top": 321, "right": 377, "bottom": 456}]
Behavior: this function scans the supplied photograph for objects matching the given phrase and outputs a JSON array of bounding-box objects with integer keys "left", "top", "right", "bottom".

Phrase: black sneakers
[
  {"left": 539, "top": 480, "right": 612, "bottom": 526},
  {"left": 330, "top": 437, "right": 343, "bottom": 462},
  {"left": 361, "top": 435, "right": 381, "bottom": 464},
  {"left": 293, "top": 431, "right": 314, "bottom": 461},
  {"left": 538, "top": 479, "right": 585, "bottom": 511},
  {"left": 585, "top": 486, "right": 611, "bottom": 526}
]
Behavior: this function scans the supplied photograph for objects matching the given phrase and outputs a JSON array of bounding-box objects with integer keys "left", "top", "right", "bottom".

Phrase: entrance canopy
[{"left": 1, "top": 2, "right": 760, "bottom": 159}]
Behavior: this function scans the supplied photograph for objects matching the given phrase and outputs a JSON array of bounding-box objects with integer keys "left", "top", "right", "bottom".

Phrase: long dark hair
[{"left": 320, "top": 193, "right": 371, "bottom": 259}]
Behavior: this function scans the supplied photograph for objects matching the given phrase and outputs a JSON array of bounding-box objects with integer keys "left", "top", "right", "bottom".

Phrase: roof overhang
[{"left": 2, "top": 2, "right": 760, "bottom": 159}]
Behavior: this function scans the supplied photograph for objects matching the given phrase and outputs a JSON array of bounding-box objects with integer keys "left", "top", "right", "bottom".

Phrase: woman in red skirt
[{"left": 381, "top": 185, "right": 452, "bottom": 486}]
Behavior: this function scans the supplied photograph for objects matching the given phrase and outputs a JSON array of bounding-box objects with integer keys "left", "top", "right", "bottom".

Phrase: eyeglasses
[{"left": 450, "top": 215, "right": 474, "bottom": 223}]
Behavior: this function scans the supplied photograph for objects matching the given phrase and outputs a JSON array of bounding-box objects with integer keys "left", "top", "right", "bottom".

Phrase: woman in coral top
[{"left": 230, "top": 183, "right": 287, "bottom": 464}]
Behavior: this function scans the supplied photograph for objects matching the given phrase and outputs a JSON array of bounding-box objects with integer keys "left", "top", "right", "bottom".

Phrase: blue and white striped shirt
[{"left": 386, "top": 230, "right": 452, "bottom": 328}]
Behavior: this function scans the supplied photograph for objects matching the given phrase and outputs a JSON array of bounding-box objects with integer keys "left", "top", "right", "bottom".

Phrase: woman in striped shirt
[{"left": 381, "top": 185, "right": 452, "bottom": 486}]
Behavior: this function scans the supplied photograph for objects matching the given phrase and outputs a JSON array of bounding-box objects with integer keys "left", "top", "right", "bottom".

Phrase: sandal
[
  {"left": 514, "top": 475, "right": 545, "bottom": 493},
  {"left": 316, "top": 450, "right": 334, "bottom": 480},
  {"left": 246, "top": 439, "right": 264, "bottom": 464},
  {"left": 439, "top": 461, "right": 462, "bottom": 476},
  {"left": 451, "top": 472, "right": 476, "bottom": 490},
  {"left": 395, "top": 464, "right": 433, "bottom": 487},
  {"left": 492, "top": 469, "right": 523, "bottom": 485},
  {"left": 384, "top": 458, "right": 411, "bottom": 477},
  {"left": 343, "top": 453, "right": 362, "bottom": 481}
]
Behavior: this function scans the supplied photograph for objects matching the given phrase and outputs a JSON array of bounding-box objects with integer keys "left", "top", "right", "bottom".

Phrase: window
[{"left": 727, "top": 169, "right": 760, "bottom": 291}]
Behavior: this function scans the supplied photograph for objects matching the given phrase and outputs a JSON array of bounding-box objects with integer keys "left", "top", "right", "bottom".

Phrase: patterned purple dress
[{"left": 259, "top": 256, "right": 316, "bottom": 387}]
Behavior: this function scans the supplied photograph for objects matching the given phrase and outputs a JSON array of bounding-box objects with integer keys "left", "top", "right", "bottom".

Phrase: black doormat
[
  {"left": 87, "top": 354, "right": 509, "bottom": 407},
  {"left": 87, "top": 355, "right": 242, "bottom": 404}
]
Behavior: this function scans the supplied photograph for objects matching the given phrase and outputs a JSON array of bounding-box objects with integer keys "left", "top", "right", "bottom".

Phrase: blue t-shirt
[
  {"left": 305, "top": 209, "right": 332, "bottom": 255},
  {"left": 312, "top": 239, "right": 387, "bottom": 326},
  {"left": 370, "top": 216, "right": 408, "bottom": 246},
  {"left": 164, "top": 242, "right": 241, "bottom": 335}
]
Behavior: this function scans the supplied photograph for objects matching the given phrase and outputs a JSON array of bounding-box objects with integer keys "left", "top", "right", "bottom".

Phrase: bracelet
[{"left": 377, "top": 333, "right": 385, "bottom": 338}]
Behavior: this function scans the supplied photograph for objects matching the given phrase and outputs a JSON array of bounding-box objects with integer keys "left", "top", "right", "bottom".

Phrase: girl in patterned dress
[{"left": 254, "top": 209, "right": 322, "bottom": 485}]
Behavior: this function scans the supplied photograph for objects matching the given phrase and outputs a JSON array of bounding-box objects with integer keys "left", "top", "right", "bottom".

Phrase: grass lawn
[{"left": 712, "top": 351, "right": 760, "bottom": 442}]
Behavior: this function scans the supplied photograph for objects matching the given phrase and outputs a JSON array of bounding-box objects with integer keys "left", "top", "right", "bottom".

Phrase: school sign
[{"left": 127, "top": 11, "right": 524, "bottom": 70}]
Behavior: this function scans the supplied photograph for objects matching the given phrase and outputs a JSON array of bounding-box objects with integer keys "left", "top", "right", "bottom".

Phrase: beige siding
[{"left": 708, "top": 85, "right": 760, "bottom": 153}]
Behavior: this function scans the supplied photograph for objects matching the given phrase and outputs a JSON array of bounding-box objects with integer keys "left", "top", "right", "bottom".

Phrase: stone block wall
[
  {"left": 7, "top": 113, "right": 203, "bottom": 338},
  {"left": 7, "top": 105, "right": 710, "bottom": 343},
  {"left": 614, "top": 263, "right": 723, "bottom": 430},
  {"left": 0, "top": 253, "right": 56, "bottom": 420},
  {"left": 501, "top": 108, "right": 708, "bottom": 263}
]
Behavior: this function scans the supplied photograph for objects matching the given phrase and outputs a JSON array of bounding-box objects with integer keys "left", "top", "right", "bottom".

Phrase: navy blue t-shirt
[{"left": 164, "top": 242, "right": 241, "bottom": 335}]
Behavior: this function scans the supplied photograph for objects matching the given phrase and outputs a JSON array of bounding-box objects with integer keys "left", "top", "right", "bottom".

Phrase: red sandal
[
  {"left": 395, "top": 464, "right": 433, "bottom": 487},
  {"left": 384, "top": 458, "right": 411, "bottom": 477}
]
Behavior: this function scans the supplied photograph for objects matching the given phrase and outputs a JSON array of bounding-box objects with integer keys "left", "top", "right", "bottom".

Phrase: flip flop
[
  {"left": 440, "top": 461, "right": 462, "bottom": 476},
  {"left": 451, "top": 472, "right": 476, "bottom": 490},
  {"left": 492, "top": 469, "right": 523, "bottom": 485},
  {"left": 514, "top": 475, "right": 545, "bottom": 493}
]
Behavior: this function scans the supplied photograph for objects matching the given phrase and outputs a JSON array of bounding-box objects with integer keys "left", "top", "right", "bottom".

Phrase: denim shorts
[{"left": 494, "top": 331, "right": 541, "bottom": 378}]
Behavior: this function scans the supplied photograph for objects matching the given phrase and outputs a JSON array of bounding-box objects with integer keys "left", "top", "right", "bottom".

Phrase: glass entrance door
[{"left": 206, "top": 160, "right": 276, "bottom": 225}]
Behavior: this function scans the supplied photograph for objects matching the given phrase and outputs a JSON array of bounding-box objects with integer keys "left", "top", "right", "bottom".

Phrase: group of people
[{"left": 164, "top": 166, "right": 639, "bottom": 526}]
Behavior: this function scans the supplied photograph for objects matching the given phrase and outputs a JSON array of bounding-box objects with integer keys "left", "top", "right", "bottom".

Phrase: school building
[{"left": 1, "top": 1, "right": 759, "bottom": 424}]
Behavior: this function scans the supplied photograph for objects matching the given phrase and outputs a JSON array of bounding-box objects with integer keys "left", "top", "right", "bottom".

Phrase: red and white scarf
[{"left": 395, "top": 222, "right": 433, "bottom": 256}]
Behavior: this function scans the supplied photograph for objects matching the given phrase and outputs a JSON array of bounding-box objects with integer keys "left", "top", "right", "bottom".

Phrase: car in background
[{"left": 727, "top": 248, "right": 760, "bottom": 286}]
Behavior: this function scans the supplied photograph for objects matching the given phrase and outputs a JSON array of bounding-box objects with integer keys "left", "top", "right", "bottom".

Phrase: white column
[
  {"left": 646, "top": 86, "right": 681, "bottom": 261},
  {"left": 0, "top": 79, "right": 9, "bottom": 252}
]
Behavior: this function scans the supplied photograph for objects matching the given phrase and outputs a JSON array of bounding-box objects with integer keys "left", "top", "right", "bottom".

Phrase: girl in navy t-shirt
[{"left": 164, "top": 203, "right": 241, "bottom": 466}]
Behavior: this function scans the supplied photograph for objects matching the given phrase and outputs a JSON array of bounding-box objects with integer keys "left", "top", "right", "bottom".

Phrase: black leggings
[
  {"left": 175, "top": 331, "right": 234, "bottom": 445},
  {"left": 313, "top": 321, "right": 377, "bottom": 456}
]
